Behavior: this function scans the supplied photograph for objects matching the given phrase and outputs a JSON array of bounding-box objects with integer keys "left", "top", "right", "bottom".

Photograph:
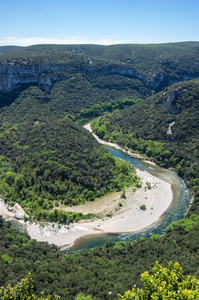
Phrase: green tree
[
  {"left": 118, "top": 262, "right": 199, "bottom": 299},
  {"left": 0, "top": 273, "right": 59, "bottom": 299},
  {"left": 1, "top": 254, "right": 11, "bottom": 264},
  {"left": 75, "top": 293, "right": 92, "bottom": 300},
  {"left": 14, "top": 174, "right": 25, "bottom": 191}
]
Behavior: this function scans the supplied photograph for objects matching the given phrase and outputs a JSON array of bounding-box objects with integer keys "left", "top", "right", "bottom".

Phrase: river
[
  {"left": 7, "top": 142, "right": 191, "bottom": 252},
  {"left": 69, "top": 144, "right": 191, "bottom": 251}
]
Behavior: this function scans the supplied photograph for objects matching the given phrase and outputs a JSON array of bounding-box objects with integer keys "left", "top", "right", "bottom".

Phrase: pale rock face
[
  {"left": 0, "top": 62, "right": 71, "bottom": 93},
  {"left": 0, "top": 62, "right": 145, "bottom": 95},
  {"left": 0, "top": 64, "right": 38, "bottom": 92},
  {"left": 0, "top": 59, "right": 198, "bottom": 102},
  {"left": 166, "top": 88, "right": 188, "bottom": 114},
  {"left": 147, "top": 71, "right": 199, "bottom": 93},
  {"left": 6, "top": 202, "right": 28, "bottom": 220},
  {"left": 155, "top": 88, "right": 188, "bottom": 115},
  {"left": 147, "top": 72, "right": 167, "bottom": 91},
  {"left": 90, "top": 66, "right": 144, "bottom": 80}
]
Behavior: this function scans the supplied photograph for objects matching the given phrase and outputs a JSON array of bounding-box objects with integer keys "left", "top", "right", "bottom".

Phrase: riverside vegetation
[
  {"left": 0, "top": 119, "right": 138, "bottom": 222},
  {"left": 0, "top": 43, "right": 199, "bottom": 299},
  {"left": 91, "top": 78, "right": 199, "bottom": 214}
]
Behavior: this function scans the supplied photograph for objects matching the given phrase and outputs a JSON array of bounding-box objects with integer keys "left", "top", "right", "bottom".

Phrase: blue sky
[{"left": 1, "top": 0, "right": 199, "bottom": 46}]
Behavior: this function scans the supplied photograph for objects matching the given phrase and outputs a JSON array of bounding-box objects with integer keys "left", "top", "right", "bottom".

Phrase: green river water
[
  {"left": 69, "top": 145, "right": 191, "bottom": 251},
  {"left": 9, "top": 144, "right": 191, "bottom": 252}
]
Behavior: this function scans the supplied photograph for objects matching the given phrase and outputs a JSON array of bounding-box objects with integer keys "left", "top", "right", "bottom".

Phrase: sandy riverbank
[
  {"left": 24, "top": 167, "right": 172, "bottom": 248},
  {"left": 0, "top": 169, "right": 172, "bottom": 248},
  {"left": 83, "top": 123, "right": 144, "bottom": 159},
  {"left": 0, "top": 124, "right": 173, "bottom": 248}
]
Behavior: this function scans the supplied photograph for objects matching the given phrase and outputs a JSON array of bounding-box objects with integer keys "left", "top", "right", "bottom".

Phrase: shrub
[
  {"left": 118, "top": 261, "right": 199, "bottom": 299},
  {"left": 140, "top": 204, "right": 146, "bottom": 211}
]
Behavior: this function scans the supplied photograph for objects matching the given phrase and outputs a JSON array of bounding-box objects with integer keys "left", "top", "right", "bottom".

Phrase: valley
[{"left": 0, "top": 43, "right": 198, "bottom": 299}]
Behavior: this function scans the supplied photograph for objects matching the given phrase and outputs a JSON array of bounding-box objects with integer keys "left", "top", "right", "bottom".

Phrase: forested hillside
[
  {"left": 1, "top": 42, "right": 199, "bottom": 112},
  {"left": 92, "top": 78, "right": 199, "bottom": 213},
  {"left": 2, "top": 42, "right": 199, "bottom": 83},
  {"left": 0, "top": 45, "right": 22, "bottom": 55},
  {"left": 0, "top": 43, "right": 199, "bottom": 299},
  {"left": 0, "top": 118, "right": 137, "bottom": 221},
  {"left": 0, "top": 76, "right": 143, "bottom": 122},
  {"left": 0, "top": 215, "right": 199, "bottom": 299}
]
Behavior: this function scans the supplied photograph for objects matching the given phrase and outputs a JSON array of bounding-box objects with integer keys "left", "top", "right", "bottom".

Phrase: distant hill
[
  {"left": 0, "top": 45, "right": 23, "bottom": 55},
  {"left": 2, "top": 41, "right": 199, "bottom": 81},
  {"left": 1, "top": 42, "right": 199, "bottom": 112}
]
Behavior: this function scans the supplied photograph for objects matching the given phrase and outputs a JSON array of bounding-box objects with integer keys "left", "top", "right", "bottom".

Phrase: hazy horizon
[{"left": 1, "top": 0, "right": 199, "bottom": 47}]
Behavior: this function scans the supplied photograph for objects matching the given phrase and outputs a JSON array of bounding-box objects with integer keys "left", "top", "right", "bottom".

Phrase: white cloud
[{"left": 0, "top": 36, "right": 130, "bottom": 47}]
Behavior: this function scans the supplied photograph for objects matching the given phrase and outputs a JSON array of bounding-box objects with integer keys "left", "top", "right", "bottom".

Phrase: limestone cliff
[
  {"left": 0, "top": 58, "right": 198, "bottom": 101},
  {"left": 89, "top": 66, "right": 144, "bottom": 80},
  {"left": 0, "top": 61, "right": 71, "bottom": 93},
  {"left": 0, "top": 59, "right": 146, "bottom": 94},
  {"left": 155, "top": 87, "right": 188, "bottom": 114},
  {"left": 147, "top": 71, "right": 198, "bottom": 92}
]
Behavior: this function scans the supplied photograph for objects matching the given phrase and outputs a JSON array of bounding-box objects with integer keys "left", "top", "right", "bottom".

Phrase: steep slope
[
  {"left": 0, "top": 51, "right": 146, "bottom": 111},
  {"left": 1, "top": 42, "right": 199, "bottom": 111},
  {"left": 92, "top": 78, "right": 199, "bottom": 213},
  {"left": 2, "top": 42, "right": 199, "bottom": 88},
  {"left": 0, "top": 75, "right": 144, "bottom": 121},
  {"left": 0, "top": 50, "right": 145, "bottom": 95}
]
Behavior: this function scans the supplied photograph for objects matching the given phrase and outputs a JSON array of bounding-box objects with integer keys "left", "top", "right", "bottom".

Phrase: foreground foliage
[
  {"left": 118, "top": 262, "right": 199, "bottom": 299},
  {"left": 2, "top": 260, "right": 199, "bottom": 300},
  {"left": 0, "top": 273, "right": 59, "bottom": 300},
  {"left": 0, "top": 216, "right": 199, "bottom": 299}
]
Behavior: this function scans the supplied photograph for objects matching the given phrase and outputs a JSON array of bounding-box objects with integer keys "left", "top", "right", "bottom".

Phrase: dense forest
[
  {"left": 0, "top": 118, "right": 138, "bottom": 222},
  {"left": 1, "top": 42, "right": 199, "bottom": 82},
  {"left": 1, "top": 42, "right": 199, "bottom": 111},
  {"left": 0, "top": 215, "right": 199, "bottom": 299},
  {"left": 0, "top": 43, "right": 199, "bottom": 299},
  {"left": 0, "top": 77, "right": 144, "bottom": 122},
  {"left": 92, "top": 78, "right": 199, "bottom": 214}
]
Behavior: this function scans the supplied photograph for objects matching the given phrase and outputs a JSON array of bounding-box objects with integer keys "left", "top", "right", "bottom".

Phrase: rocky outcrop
[
  {"left": 0, "top": 61, "right": 145, "bottom": 95},
  {"left": 89, "top": 66, "right": 144, "bottom": 80},
  {"left": 167, "top": 121, "right": 175, "bottom": 135},
  {"left": 155, "top": 88, "right": 188, "bottom": 115},
  {"left": 147, "top": 72, "right": 168, "bottom": 91},
  {"left": 6, "top": 202, "right": 28, "bottom": 220},
  {"left": 165, "top": 88, "right": 188, "bottom": 114},
  {"left": 147, "top": 71, "right": 199, "bottom": 93},
  {"left": 0, "top": 58, "right": 198, "bottom": 101},
  {"left": 0, "top": 62, "right": 71, "bottom": 93}
]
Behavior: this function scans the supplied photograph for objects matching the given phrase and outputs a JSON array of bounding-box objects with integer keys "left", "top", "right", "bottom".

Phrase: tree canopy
[{"left": 118, "top": 262, "right": 199, "bottom": 299}]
